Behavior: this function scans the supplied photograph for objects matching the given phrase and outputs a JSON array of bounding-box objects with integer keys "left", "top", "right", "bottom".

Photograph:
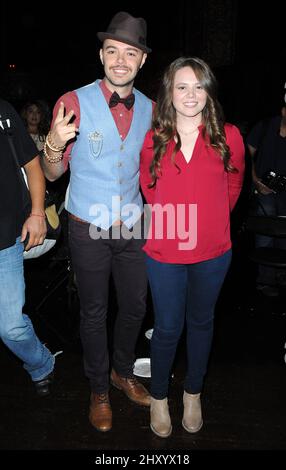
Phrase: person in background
[
  {"left": 41, "top": 12, "right": 153, "bottom": 432},
  {"left": 247, "top": 106, "right": 286, "bottom": 296},
  {"left": 21, "top": 99, "right": 69, "bottom": 257},
  {"left": 140, "top": 57, "right": 245, "bottom": 438},
  {"left": 0, "top": 98, "right": 55, "bottom": 397},
  {"left": 21, "top": 100, "right": 50, "bottom": 154}
]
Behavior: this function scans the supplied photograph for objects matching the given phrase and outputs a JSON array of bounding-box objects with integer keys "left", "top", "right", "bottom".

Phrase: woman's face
[
  {"left": 172, "top": 66, "right": 207, "bottom": 120},
  {"left": 26, "top": 104, "right": 41, "bottom": 128}
]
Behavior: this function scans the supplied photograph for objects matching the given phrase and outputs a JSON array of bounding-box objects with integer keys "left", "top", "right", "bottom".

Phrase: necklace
[{"left": 177, "top": 127, "right": 198, "bottom": 136}]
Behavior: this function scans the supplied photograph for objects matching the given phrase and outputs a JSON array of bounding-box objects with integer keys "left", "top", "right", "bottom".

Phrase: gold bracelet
[
  {"left": 43, "top": 141, "right": 63, "bottom": 163},
  {"left": 45, "top": 131, "right": 65, "bottom": 152}
]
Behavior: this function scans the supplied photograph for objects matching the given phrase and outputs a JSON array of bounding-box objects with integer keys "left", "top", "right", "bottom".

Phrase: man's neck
[{"left": 103, "top": 77, "right": 133, "bottom": 98}]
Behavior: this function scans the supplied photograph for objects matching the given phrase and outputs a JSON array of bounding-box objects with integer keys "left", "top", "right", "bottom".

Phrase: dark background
[
  {"left": 0, "top": 0, "right": 285, "bottom": 127},
  {"left": 1, "top": 1, "right": 286, "bottom": 453}
]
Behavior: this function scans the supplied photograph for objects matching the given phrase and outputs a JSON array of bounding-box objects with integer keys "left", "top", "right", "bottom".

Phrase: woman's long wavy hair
[
  {"left": 21, "top": 100, "right": 50, "bottom": 139},
  {"left": 150, "top": 57, "right": 235, "bottom": 187}
]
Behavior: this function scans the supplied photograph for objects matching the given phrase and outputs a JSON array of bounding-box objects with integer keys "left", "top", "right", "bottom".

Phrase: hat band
[{"left": 108, "top": 27, "right": 146, "bottom": 47}]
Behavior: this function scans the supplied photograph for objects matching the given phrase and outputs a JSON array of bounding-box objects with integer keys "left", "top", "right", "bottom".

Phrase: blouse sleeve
[
  {"left": 140, "top": 130, "right": 156, "bottom": 205},
  {"left": 226, "top": 124, "right": 245, "bottom": 211}
]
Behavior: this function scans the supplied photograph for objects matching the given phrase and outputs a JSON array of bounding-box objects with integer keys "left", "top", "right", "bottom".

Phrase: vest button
[
  {"left": 118, "top": 162, "right": 123, "bottom": 167},
  {"left": 120, "top": 144, "right": 124, "bottom": 151}
]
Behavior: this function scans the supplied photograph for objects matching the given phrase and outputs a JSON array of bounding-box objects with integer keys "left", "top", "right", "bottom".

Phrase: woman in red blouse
[{"left": 140, "top": 57, "right": 245, "bottom": 438}]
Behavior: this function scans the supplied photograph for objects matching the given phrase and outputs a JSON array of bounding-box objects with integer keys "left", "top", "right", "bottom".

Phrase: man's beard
[
  {"left": 106, "top": 75, "right": 134, "bottom": 88},
  {"left": 105, "top": 71, "right": 137, "bottom": 89}
]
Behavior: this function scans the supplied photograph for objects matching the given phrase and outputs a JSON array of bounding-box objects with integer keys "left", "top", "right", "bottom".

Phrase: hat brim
[{"left": 97, "top": 32, "right": 151, "bottom": 53}]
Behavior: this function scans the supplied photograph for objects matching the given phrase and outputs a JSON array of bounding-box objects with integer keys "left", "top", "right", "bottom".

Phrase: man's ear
[
  {"left": 139, "top": 53, "right": 147, "bottom": 69},
  {"left": 99, "top": 49, "right": 104, "bottom": 65}
]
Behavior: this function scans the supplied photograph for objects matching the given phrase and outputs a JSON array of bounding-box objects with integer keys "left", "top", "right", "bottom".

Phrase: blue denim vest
[{"left": 67, "top": 80, "right": 152, "bottom": 229}]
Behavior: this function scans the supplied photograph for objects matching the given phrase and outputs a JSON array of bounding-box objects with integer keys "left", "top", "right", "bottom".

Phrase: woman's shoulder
[
  {"left": 143, "top": 128, "right": 155, "bottom": 145},
  {"left": 145, "top": 128, "right": 155, "bottom": 138},
  {"left": 224, "top": 122, "right": 244, "bottom": 144},
  {"left": 224, "top": 122, "right": 241, "bottom": 135}
]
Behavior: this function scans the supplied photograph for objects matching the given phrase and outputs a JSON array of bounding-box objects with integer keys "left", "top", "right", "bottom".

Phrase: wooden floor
[{"left": 1, "top": 232, "right": 286, "bottom": 464}]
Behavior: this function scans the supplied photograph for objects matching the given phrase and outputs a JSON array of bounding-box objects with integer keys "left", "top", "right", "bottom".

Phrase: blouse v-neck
[{"left": 174, "top": 130, "right": 201, "bottom": 167}]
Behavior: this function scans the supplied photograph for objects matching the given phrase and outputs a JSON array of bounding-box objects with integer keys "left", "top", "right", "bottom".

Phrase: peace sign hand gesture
[{"left": 50, "top": 101, "right": 78, "bottom": 148}]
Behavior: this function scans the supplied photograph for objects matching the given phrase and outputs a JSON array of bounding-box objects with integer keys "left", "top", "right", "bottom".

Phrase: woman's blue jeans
[
  {"left": 146, "top": 250, "right": 232, "bottom": 399},
  {"left": 0, "top": 238, "right": 54, "bottom": 381}
]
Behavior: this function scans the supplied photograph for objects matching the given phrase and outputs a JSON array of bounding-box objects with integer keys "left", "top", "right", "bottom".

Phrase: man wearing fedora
[{"left": 42, "top": 12, "right": 153, "bottom": 432}]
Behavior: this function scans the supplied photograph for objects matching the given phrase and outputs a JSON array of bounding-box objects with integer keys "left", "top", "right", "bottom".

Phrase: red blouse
[{"left": 140, "top": 124, "right": 245, "bottom": 264}]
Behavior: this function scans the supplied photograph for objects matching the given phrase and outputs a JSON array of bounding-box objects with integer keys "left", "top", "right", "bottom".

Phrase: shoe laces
[
  {"left": 97, "top": 393, "right": 109, "bottom": 404},
  {"left": 127, "top": 376, "right": 139, "bottom": 386}
]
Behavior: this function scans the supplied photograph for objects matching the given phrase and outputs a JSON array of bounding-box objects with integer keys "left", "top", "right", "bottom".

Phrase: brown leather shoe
[
  {"left": 110, "top": 368, "right": 151, "bottom": 407},
  {"left": 89, "top": 392, "right": 112, "bottom": 432}
]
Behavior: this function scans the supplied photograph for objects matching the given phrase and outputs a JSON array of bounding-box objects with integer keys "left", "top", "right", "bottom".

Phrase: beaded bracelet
[
  {"left": 43, "top": 141, "right": 63, "bottom": 163},
  {"left": 46, "top": 131, "right": 65, "bottom": 152}
]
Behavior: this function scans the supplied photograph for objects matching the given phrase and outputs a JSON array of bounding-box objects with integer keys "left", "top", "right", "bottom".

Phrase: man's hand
[
  {"left": 49, "top": 102, "right": 78, "bottom": 148},
  {"left": 21, "top": 214, "right": 47, "bottom": 251}
]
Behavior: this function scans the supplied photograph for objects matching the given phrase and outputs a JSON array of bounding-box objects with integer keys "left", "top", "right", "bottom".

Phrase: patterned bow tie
[{"left": 109, "top": 91, "right": 135, "bottom": 110}]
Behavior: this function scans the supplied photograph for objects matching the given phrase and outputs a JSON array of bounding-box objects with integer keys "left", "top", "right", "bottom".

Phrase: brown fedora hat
[{"left": 97, "top": 11, "right": 151, "bottom": 53}]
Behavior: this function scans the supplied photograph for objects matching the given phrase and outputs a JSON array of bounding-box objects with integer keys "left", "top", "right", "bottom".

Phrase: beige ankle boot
[
  {"left": 182, "top": 391, "right": 203, "bottom": 433},
  {"left": 150, "top": 397, "right": 172, "bottom": 438}
]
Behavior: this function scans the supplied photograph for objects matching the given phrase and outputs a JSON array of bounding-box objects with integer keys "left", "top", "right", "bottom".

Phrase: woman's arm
[{"left": 227, "top": 125, "right": 245, "bottom": 211}]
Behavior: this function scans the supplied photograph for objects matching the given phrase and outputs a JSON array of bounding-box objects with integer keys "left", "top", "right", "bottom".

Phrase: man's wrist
[{"left": 43, "top": 141, "right": 63, "bottom": 163}]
